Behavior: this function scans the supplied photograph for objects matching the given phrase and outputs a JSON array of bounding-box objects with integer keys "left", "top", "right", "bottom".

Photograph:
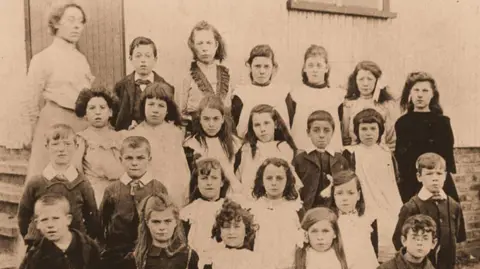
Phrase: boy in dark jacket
[
  {"left": 19, "top": 193, "right": 101, "bottom": 269},
  {"left": 292, "top": 110, "right": 350, "bottom": 211},
  {"left": 392, "top": 153, "right": 465, "bottom": 269}
]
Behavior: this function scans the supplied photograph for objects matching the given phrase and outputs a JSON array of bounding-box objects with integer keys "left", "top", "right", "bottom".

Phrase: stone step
[
  {"left": 0, "top": 182, "right": 23, "bottom": 205},
  {"left": 0, "top": 213, "right": 18, "bottom": 238}
]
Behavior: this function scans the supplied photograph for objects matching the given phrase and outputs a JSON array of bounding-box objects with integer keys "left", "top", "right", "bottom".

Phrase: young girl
[
  {"left": 238, "top": 104, "right": 297, "bottom": 196},
  {"left": 205, "top": 199, "right": 265, "bottom": 269},
  {"left": 250, "top": 158, "right": 304, "bottom": 269},
  {"left": 329, "top": 170, "right": 379, "bottom": 268},
  {"left": 293, "top": 207, "right": 348, "bottom": 269},
  {"left": 343, "top": 108, "right": 403, "bottom": 261},
  {"left": 74, "top": 87, "right": 123, "bottom": 205},
  {"left": 129, "top": 82, "right": 190, "bottom": 207},
  {"left": 288, "top": 45, "right": 344, "bottom": 151},
  {"left": 181, "top": 21, "right": 233, "bottom": 126},
  {"left": 134, "top": 194, "right": 199, "bottom": 269},
  {"left": 341, "top": 60, "right": 400, "bottom": 151},
  {"left": 180, "top": 158, "right": 231, "bottom": 265},
  {"left": 395, "top": 71, "right": 460, "bottom": 203},
  {"left": 183, "top": 96, "right": 242, "bottom": 192},
  {"left": 231, "top": 45, "right": 291, "bottom": 137}
]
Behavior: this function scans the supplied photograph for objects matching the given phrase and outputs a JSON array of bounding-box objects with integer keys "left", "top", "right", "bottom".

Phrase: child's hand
[{"left": 128, "top": 120, "right": 138, "bottom": 130}]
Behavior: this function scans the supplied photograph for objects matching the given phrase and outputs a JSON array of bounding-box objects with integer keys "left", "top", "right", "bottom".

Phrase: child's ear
[
  {"left": 431, "top": 238, "right": 438, "bottom": 250},
  {"left": 401, "top": 235, "right": 407, "bottom": 247},
  {"left": 148, "top": 155, "right": 152, "bottom": 162},
  {"left": 416, "top": 172, "right": 422, "bottom": 182},
  {"left": 109, "top": 108, "right": 113, "bottom": 118},
  {"left": 66, "top": 214, "right": 73, "bottom": 226},
  {"left": 129, "top": 55, "right": 133, "bottom": 61}
]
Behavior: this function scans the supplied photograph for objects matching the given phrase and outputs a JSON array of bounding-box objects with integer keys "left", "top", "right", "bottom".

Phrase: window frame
[{"left": 286, "top": 0, "right": 397, "bottom": 19}]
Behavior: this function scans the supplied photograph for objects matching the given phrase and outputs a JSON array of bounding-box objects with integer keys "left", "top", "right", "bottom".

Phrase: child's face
[
  {"left": 307, "top": 120, "right": 333, "bottom": 150},
  {"left": 307, "top": 220, "right": 336, "bottom": 252},
  {"left": 145, "top": 98, "right": 167, "bottom": 126},
  {"left": 252, "top": 112, "right": 275, "bottom": 143},
  {"left": 220, "top": 220, "right": 246, "bottom": 248},
  {"left": 410, "top": 81, "right": 434, "bottom": 111},
  {"left": 417, "top": 167, "right": 446, "bottom": 194},
  {"left": 401, "top": 229, "right": 436, "bottom": 260},
  {"left": 85, "top": 97, "right": 112, "bottom": 128},
  {"left": 200, "top": 108, "right": 224, "bottom": 136},
  {"left": 35, "top": 204, "right": 72, "bottom": 243},
  {"left": 356, "top": 69, "right": 376, "bottom": 98},
  {"left": 130, "top": 44, "right": 157, "bottom": 77},
  {"left": 303, "top": 56, "right": 328, "bottom": 85},
  {"left": 46, "top": 135, "right": 77, "bottom": 166},
  {"left": 147, "top": 208, "right": 177, "bottom": 246},
  {"left": 250, "top": 56, "right": 274, "bottom": 85},
  {"left": 198, "top": 167, "right": 224, "bottom": 201},
  {"left": 193, "top": 29, "right": 218, "bottom": 65},
  {"left": 121, "top": 146, "right": 151, "bottom": 179},
  {"left": 333, "top": 179, "right": 360, "bottom": 214},
  {"left": 263, "top": 164, "right": 287, "bottom": 200},
  {"left": 54, "top": 7, "right": 85, "bottom": 43},
  {"left": 358, "top": 122, "right": 380, "bottom": 147}
]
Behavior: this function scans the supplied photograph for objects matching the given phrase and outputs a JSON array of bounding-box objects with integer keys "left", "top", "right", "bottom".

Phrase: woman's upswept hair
[
  {"left": 400, "top": 71, "right": 443, "bottom": 114},
  {"left": 135, "top": 194, "right": 187, "bottom": 269},
  {"left": 75, "top": 87, "right": 119, "bottom": 119},
  {"left": 252, "top": 158, "right": 298, "bottom": 200},
  {"left": 345, "top": 60, "right": 394, "bottom": 103},
  {"left": 189, "top": 158, "right": 231, "bottom": 203},
  {"left": 139, "top": 82, "right": 182, "bottom": 126},
  {"left": 302, "top": 45, "right": 330, "bottom": 86},
  {"left": 211, "top": 199, "right": 258, "bottom": 250},
  {"left": 244, "top": 104, "right": 297, "bottom": 158},
  {"left": 192, "top": 96, "right": 236, "bottom": 161},
  {"left": 352, "top": 108, "right": 385, "bottom": 144},
  {"left": 187, "top": 20, "right": 226, "bottom": 62},
  {"left": 295, "top": 207, "right": 348, "bottom": 269},
  {"left": 48, "top": 3, "right": 86, "bottom": 36}
]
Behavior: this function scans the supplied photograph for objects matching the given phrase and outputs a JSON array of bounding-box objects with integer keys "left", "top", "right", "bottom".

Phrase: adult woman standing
[{"left": 23, "top": 3, "right": 94, "bottom": 180}]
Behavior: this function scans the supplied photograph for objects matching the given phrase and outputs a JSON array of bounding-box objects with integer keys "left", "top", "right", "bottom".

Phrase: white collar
[
  {"left": 42, "top": 164, "right": 78, "bottom": 182},
  {"left": 119, "top": 171, "right": 154, "bottom": 186},
  {"left": 134, "top": 72, "right": 154, "bottom": 83},
  {"left": 306, "top": 144, "right": 337, "bottom": 156},
  {"left": 417, "top": 187, "right": 447, "bottom": 201}
]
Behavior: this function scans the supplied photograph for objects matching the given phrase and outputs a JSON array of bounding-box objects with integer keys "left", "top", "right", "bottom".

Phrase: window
[{"left": 287, "top": 0, "right": 397, "bottom": 19}]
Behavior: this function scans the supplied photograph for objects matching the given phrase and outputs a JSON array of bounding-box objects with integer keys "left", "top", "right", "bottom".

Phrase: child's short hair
[
  {"left": 329, "top": 170, "right": 366, "bottom": 216},
  {"left": 306, "top": 110, "right": 335, "bottom": 131},
  {"left": 189, "top": 158, "right": 231, "bottom": 203},
  {"left": 252, "top": 157, "right": 298, "bottom": 201},
  {"left": 302, "top": 45, "right": 330, "bottom": 86},
  {"left": 352, "top": 108, "right": 385, "bottom": 144},
  {"left": 187, "top": 21, "right": 226, "bottom": 62},
  {"left": 48, "top": 3, "right": 86, "bottom": 36},
  {"left": 401, "top": 214, "right": 437, "bottom": 240},
  {"left": 211, "top": 199, "right": 258, "bottom": 250},
  {"left": 246, "top": 44, "right": 278, "bottom": 68},
  {"left": 416, "top": 152, "right": 446, "bottom": 175},
  {"left": 140, "top": 82, "right": 181, "bottom": 126},
  {"left": 75, "top": 87, "right": 120, "bottom": 118},
  {"left": 400, "top": 71, "right": 443, "bottom": 114},
  {"left": 129, "top": 36, "right": 157, "bottom": 58},
  {"left": 120, "top": 136, "right": 151, "bottom": 157},
  {"left": 34, "top": 193, "right": 71, "bottom": 219},
  {"left": 45, "top": 123, "right": 77, "bottom": 146}
]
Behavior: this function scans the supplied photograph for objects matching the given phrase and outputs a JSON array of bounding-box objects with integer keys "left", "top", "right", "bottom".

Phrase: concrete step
[
  {"left": 0, "top": 182, "right": 23, "bottom": 205},
  {"left": 0, "top": 213, "right": 18, "bottom": 238}
]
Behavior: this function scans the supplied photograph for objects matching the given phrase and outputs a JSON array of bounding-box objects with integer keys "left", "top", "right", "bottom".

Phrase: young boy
[
  {"left": 19, "top": 193, "right": 101, "bottom": 269},
  {"left": 100, "top": 136, "right": 168, "bottom": 269},
  {"left": 113, "top": 36, "right": 175, "bottom": 131},
  {"left": 392, "top": 153, "right": 466, "bottom": 269},
  {"left": 379, "top": 214, "right": 436, "bottom": 269},
  {"left": 18, "top": 124, "right": 100, "bottom": 247},
  {"left": 292, "top": 110, "right": 350, "bottom": 211}
]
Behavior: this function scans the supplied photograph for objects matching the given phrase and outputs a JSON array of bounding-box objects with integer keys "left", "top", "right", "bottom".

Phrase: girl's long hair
[
  {"left": 135, "top": 194, "right": 187, "bottom": 269},
  {"left": 139, "top": 82, "right": 182, "bottom": 126},
  {"left": 302, "top": 45, "right": 330, "bottom": 86},
  {"left": 252, "top": 157, "right": 298, "bottom": 201},
  {"left": 189, "top": 158, "right": 231, "bottom": 203},
  {"left": 295, "top": 207, "right": 348, "bottom": 269},
  {"left": 400, "top": 71, "right": 443, "bottom": 114},
  {"left": 187, "top": 21, "right": 226, "bottom": 63},
  {"left": 244, "top": 104, "right": 297, "bottom": 158},
  {"left": 191, "top": 96, "right": 236, "bottom": 161},
  {"left": 345, "top": 60, "right": 394, "bottom": 104}
]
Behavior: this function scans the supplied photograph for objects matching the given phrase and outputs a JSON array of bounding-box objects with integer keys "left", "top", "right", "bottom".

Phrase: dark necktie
[
  {"left": 56, "top": 174, "right": 68, "bottom": 181},
  {"left": 430, "top": 192, "right": 444, "bottom": 201},
  {"left": 135, "top": 79, "right": 151, "bottom": 86},
  {"left": 130, "top": 180, "right": 143, "bottom": 196}
]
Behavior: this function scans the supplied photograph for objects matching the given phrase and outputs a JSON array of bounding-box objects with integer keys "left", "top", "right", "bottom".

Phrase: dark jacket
[
  {"left": 392, "top": 196, "right": 465, "bottom": 269},
  {"left": 17, "top": 174, "right": 100, "bottom": 243},
  {"left": 378, "top": 248, "right": 435, "bottom": 269},
  {"left": 19, "top": 229, "right": 101, "bottom": 269},
  {"left": 292, "top": 150, "right": 350, "bottom": 211},
  {"left": 112, "top": 71, "right": 174, "bottom": 131},
  {"left": 143, "top": 245, "right": 199, "bottom": 269}
]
